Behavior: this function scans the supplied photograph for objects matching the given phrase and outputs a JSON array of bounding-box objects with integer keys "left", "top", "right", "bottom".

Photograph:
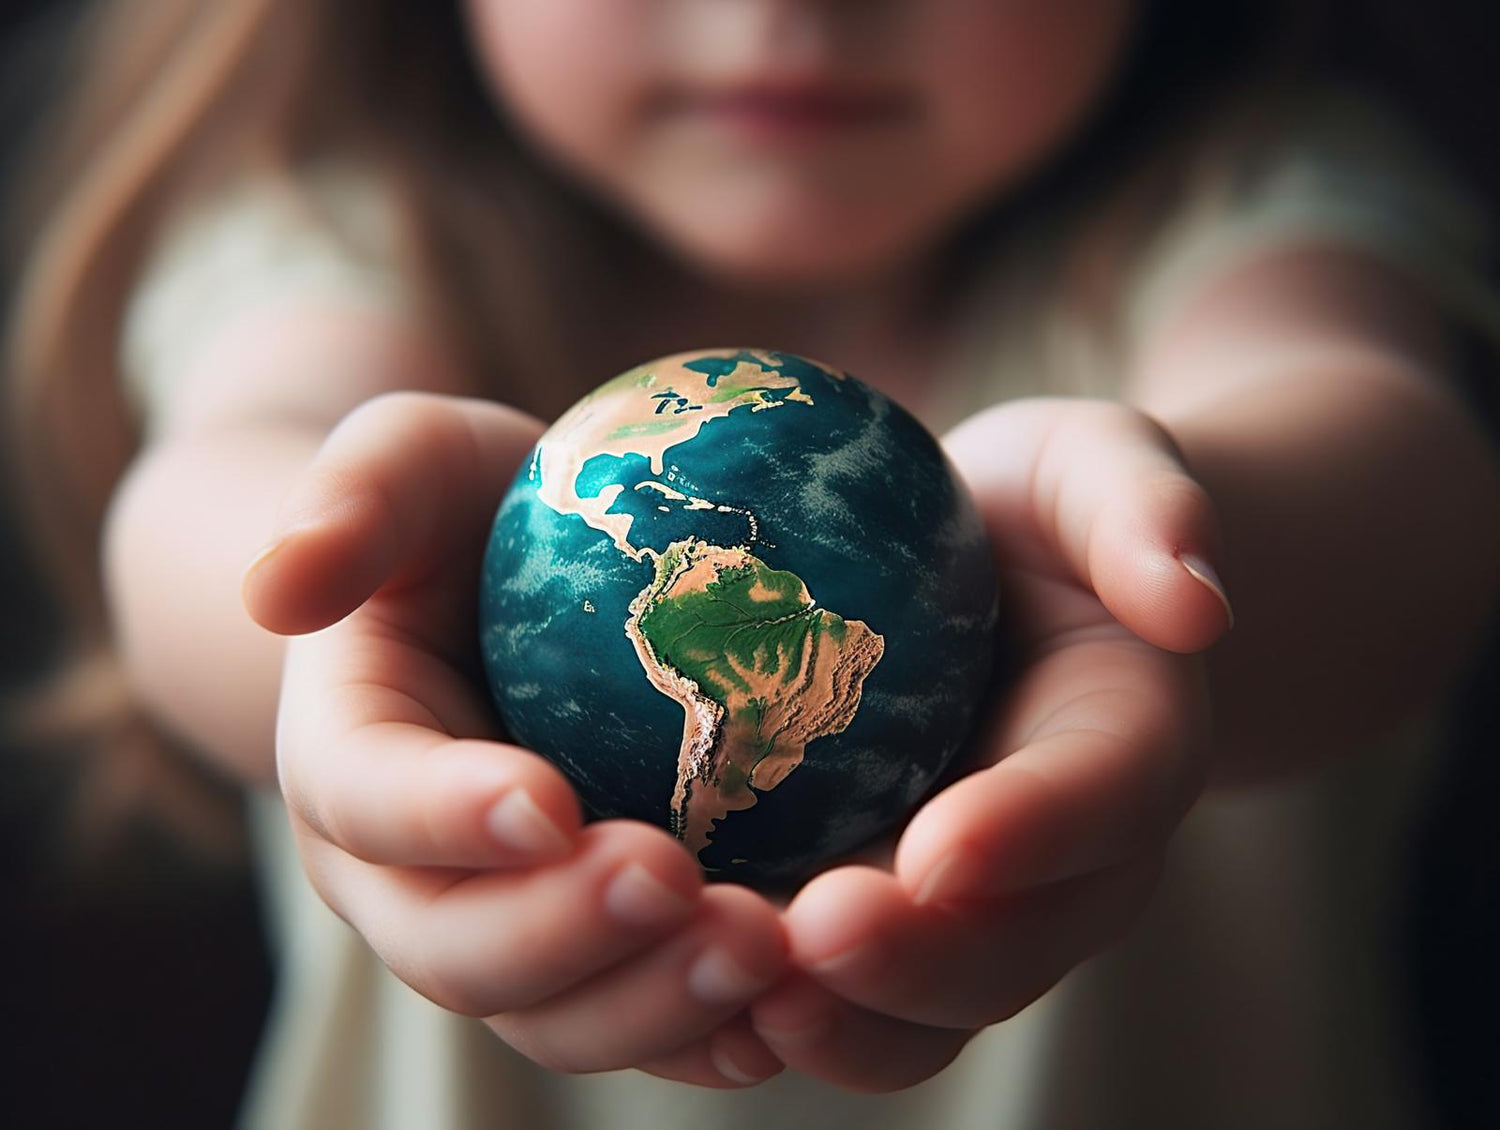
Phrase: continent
[
  {"left": 623, "top": 538, "right": 885, "bottom": 862},
  {"left": 532, "top": 351, "right": 817, "bottom": 560}
]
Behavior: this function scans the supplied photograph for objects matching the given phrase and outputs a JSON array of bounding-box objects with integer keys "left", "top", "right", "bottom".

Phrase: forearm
[
  {"left": 1155, "top": 355, "right": 1499, "bottom": 782},
  {"left": 98, "top": 301, "right": 476, "bottom": 786},
  {"left": 103, "top": 423, "right": 323, "bottom": 786}
]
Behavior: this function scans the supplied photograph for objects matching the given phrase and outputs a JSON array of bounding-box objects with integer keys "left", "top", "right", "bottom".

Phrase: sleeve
[
  {"left": 120, "top": 164, "right": 413, "bottom": 437},
  {"left": 1120, "top": 85, "right": 1500, "bottom": 353}
]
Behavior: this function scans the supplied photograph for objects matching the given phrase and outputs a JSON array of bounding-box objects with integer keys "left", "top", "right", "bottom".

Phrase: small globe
[{"left": 479, "top": 349, "right": 998, "bottom": 885}]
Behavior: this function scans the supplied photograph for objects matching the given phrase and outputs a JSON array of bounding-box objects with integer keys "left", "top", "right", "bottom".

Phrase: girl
[{"left": 8, "top": 0, "right": 1498, "bottom": 1126}]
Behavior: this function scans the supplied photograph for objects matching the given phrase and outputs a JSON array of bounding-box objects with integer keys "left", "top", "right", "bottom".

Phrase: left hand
[{"left": 640, "top": 398, "right": 1233, "bottom": 1091}]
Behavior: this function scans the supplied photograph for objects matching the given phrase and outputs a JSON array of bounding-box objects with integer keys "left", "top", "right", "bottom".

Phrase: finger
[
  {"left": 275, "top": 607, "right": 585, "bottom": 867},
  {"left": 486, "top": 883, "right": 787, "bottom": 1074},
  {"left": 636, "top": 1014, "right": 785, "bottom": 1088},
  {"left": 944, "top": 398, "right": 1233, "bottom": 653},
  {"left": 242, "top": 392, "right": 544, "bottom": 636},
  {"left": 749, "top": 973, "right": 976, "bottom": 1092},
  {"left": 778, "top": 858, "right": 1161, "bottom": 1030},
  {"left": 895, "top": 629, "right": 1206, "bottom": 905},
  {"left": 298, "top": 820, "right": 703, "bottom": 1016},
  {"left": 280, "top": 725, "right": 587, "bottom": 870}
]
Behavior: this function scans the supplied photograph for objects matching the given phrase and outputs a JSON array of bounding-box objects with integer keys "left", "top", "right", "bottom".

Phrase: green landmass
[
  {"left": 635, "top": 545, "right": 846, "bottom": 728},
  {"left": 625, "top": 538, "right": 884, "bottom": 857}
]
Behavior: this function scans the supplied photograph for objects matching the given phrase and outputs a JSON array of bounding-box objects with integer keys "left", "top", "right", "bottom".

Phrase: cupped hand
[
  {"left": 742, "top": 397, "right": 1233, "bottom": 1091},
  {"left": 242, "top": 392, "right": 789, "bottom": 1087}
]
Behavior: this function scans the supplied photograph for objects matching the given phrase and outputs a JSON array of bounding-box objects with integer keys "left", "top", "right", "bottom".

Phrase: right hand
[{"left": 242, "top": 392, "right": 788, "bottom": 1087}]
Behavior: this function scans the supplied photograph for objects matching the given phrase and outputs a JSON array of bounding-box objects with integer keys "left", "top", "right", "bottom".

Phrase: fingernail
[
  {"left": 710, "top": 1045, "right": 771, "bottom": 1086},
  {"left": 244, "top": 535, "right": 286, "bottom": 573},
  {"left": 687, "top": 946, "right": 772, "bottom": 1004},
  {"left": 1178, "top": 552, "right": 1234, "bottom": 629},
  {"left": 604, "top": 862, "right": 694, "bottom": 927},
  {"left": 806, "top": 939, "right": 882, "bottom": 979},
  {"left": 240, "top": 536, "right": 298, "bottom": 617},
  {"left": 241, "top": 536, "right": 292, "bottom": 594},
  {"left": 486, "top": 790, "right": 572, "bottom": 860},
  {"left": 241, "top": 525, "right": 320, "bottom": 595},
  {"left": 913, "top": 846, "right": 983, "bottom": 907}
]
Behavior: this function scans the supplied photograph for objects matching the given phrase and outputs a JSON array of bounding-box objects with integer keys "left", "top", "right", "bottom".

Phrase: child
[{"left": 8, "top": 0, "right": 1498, "bottom": 1126}]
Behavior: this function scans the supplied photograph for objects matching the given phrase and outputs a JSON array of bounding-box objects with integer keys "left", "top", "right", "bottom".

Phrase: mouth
[{"left": 660, "top": 81, "right": 917, "bottom": 145}]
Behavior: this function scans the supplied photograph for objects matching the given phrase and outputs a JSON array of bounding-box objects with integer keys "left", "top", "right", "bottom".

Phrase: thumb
[
  {"left": 242, "top": 392, "right": 545, "bottom": 636},
  {"left": 945, "top": 398, "right": 1233, "bottom": 654}
]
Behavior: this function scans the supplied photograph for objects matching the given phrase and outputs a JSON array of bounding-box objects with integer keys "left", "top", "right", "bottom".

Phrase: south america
[{"left": 624, "top": 537, "right": 885, "bottom": 863}]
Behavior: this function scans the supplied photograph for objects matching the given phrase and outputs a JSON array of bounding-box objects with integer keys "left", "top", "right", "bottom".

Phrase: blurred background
[
  {"left": 1, "top": 1, "right": 1496, "bottom": 1127},
  {"left": 0, "top": 5, "right": 270, "bottom": 1127}
]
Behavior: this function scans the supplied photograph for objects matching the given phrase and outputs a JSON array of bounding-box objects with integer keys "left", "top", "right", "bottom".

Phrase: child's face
[{"left": 465, "top": 0, "right": 1136, "bottom": 286}]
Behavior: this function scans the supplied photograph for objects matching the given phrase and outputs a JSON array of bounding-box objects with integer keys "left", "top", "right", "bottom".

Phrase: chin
[{"left": 649, "top": 205, "right": 934, "bottom": 290}]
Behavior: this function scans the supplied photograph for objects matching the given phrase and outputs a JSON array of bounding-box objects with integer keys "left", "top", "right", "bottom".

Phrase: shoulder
[
  {"left": 1121, "top": 83, "right": 1498, "bottom": 350},
  {"left": 941, "top": 83, "right": 1497, "bottom": 417},
  {"left": 121, "top": 162, "right": 461, "bottom": 438},
  {"left": 129, "top": 161, "right": 410, "bottom": 316}
]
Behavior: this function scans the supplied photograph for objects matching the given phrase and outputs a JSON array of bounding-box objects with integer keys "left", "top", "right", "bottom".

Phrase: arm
[
  {"left": 747, "top": 245, "right": 1500, "bottom": 1090},
  {"left": 1126, "top": 245, "right": 1500, "bottom": 782},
  {"left": 108, "top": 297, "right": 791, "bottom": 1085},
  {"left": 102, "top": 302, "right": 476, "bottom": 785}
]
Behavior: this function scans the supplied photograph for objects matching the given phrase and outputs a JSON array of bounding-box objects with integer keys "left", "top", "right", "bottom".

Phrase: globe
[{"left": 479, "top": 349, "right": 998, "bottom": 886}]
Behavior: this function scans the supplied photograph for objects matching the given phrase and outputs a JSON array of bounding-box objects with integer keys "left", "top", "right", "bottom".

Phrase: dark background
[
  {"left": 1, "top": 2, "right": 1497, "bottom": 1127},
  {"left": 0, "top": 5, "right": 272, "bottom": 1128}
]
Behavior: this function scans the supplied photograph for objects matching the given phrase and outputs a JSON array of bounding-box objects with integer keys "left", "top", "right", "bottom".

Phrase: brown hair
[
  {"left": 1, "top": 0, "right": 627, "bottom": 865},
  {"left": 3, "top": 0, "right": 1304, "bottom": 863}
]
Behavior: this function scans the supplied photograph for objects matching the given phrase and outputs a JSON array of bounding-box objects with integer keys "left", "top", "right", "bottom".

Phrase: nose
[{"left": 666, "top": 0, "right": 891, "bottom": 71}]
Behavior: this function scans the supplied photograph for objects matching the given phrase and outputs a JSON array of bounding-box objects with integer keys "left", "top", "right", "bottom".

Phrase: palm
[
  {"left": 251, "top": 395, "right": 791, "bottom": 1087},
  {"left": 249, "top": 393, "right": 1229, "bottom": 1091},
  {"left": 727, "top": 397, "right": 1229, "bottom": 1091}
]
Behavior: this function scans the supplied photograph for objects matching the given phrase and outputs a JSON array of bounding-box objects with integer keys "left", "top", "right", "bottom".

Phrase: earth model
[{"left": 479, "top": 349, "right": 998, "bottom": 885}]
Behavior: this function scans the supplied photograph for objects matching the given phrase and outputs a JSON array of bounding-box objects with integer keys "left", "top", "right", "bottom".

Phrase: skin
[
  {"left": 467, "top": 0, "right": 1135, "bottom": 285},
  {"left": 104, "top": 0, "right": 1500, "bottom": 1095}
]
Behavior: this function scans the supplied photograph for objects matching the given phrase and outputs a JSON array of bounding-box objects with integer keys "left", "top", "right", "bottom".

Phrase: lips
[{"left": 663, "top": 81, "right": 915, "bottom": 143}]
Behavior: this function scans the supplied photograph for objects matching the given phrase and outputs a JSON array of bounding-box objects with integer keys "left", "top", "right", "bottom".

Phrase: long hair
[
  {"left": 2, "top": 0, "right": 1305, "bottom": 861},
  {"left": 1, "top": 0, "right": 620, "bottom": 863}
]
